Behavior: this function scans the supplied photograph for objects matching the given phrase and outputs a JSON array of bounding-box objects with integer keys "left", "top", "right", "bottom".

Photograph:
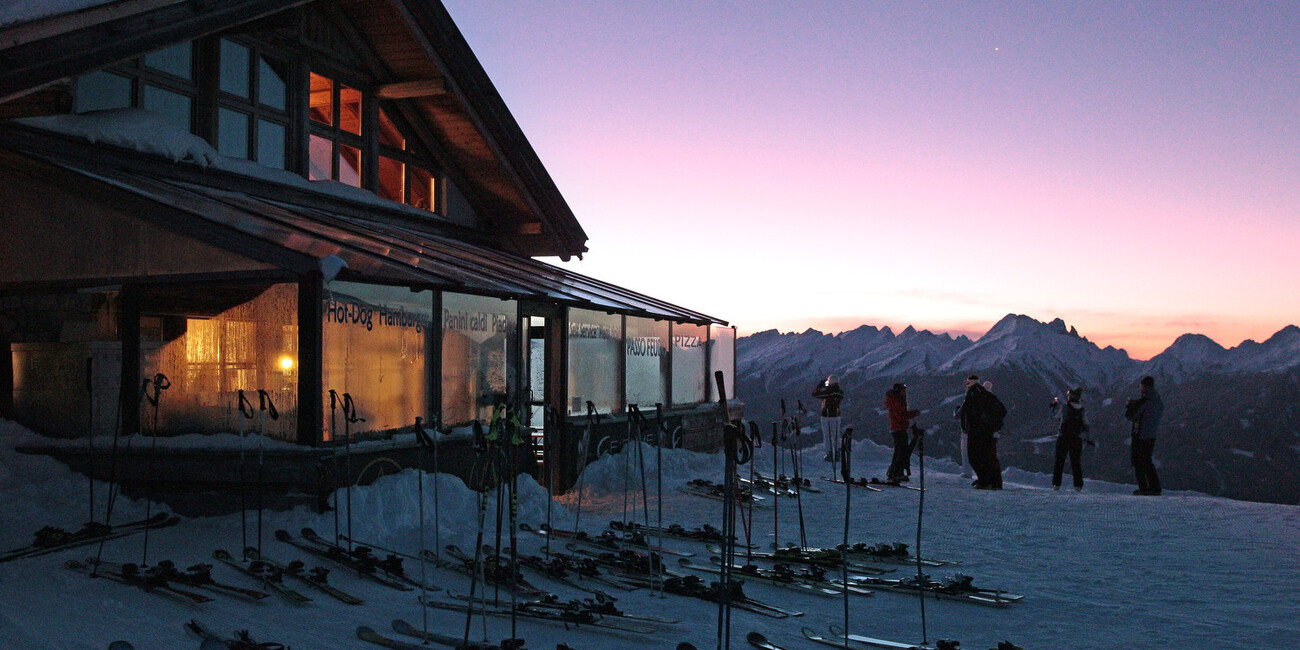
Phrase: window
[
  {"left": 309, "top": 72, "right": 365, "bottom": 186},
  {"left": 74, "top": 70, "right": 131, "bottom": 113},
  {"left": 217, "top": 39, "right": 289, "bottom": 169},
  {"left": 567, "top": 309, "right": 623, "bottom": 416},
  {"left": 376, "top": 106, "right": 441, "bottom": 213},
  {"left": 441, "top": 293, "right": 518, "bottom": 427},
  {"left": 708, "top": 325, "right": 736, "bottom": 402},
  {"left": 671, "top": 322, "right": 707, "bottom": 406},
  {"left": 625, "top": 316, "right": 669, "bottom": 409}
]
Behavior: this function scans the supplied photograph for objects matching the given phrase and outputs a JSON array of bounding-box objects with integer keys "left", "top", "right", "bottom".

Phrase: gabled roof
[{"left": 0, "top": 0, "right": 588, "bottom": 259}]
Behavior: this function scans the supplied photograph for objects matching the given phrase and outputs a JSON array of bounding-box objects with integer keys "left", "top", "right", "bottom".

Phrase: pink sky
[{"left": 443, "top": 1, "right": 1299, "bottom": 360}]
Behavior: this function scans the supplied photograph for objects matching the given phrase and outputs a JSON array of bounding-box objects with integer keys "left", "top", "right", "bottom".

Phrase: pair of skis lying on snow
[
  {"left": 65, "top": 556, "right": 270, "bottom": 604},
  {"left": 3, "top": 512, "right": 180, "bottom": 564}
]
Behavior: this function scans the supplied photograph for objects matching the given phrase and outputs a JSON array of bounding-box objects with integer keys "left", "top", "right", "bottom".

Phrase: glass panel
[
  {"left": 567, "top": 309, "right": 622, "bottom": 416},
  {"left": 338, "top": 143, "right": 362, "bottom": 187},
  {"left": 143, "top": 42, "right": 192, "bottom": 79},
  {"left": 308, "top": 134, "right": 332, "bottom": 181},
  {"left": 441, "top": 293, "right": 518, "bottom": 428},
  {"left": 217, "top": 107, "right": 249, "bottom": 159},
  {"left": 670, "top": 322, "right": 707, "bottom": 406},
  {"left": 75, "top": 70, "right": 132, "bottom": 113},
  {"left": 258, "top": 56, "right": 287, "bottom": 111},
  {"left": 142, "top": 84, "right": 192, "bottom": 133},
  {"left": 407, "top": 166, "right": 435, "bottom": 212},
  {"left": 218, "top": 39, "right": 251, "bottom": 98},
  {"left": 378, "top": 156, "right": 405, "bottom": 203},
  {"left": 142, "top": 283, "right": 299, "bottom": 440},
  {"left": 309, "top": 73, "right": 333, "bottom": 125},
  {"left": 339, "top": 85, "right": 362, "bottom": 135},
  {"left": 378, "top": 108, "right": 405, "bottom": 149},
  {"left": 625, "top": 316, "right": 669, "bottom": 410},
  {"left": 3, "top": 290, "right": 121, "bottom": 439},
  {"left": 257, "top": 119, "right": 286, "bottom": 169},
  {"left": 322, "top": 282, "right": 432, "bottom": 439},
  {"left": 708, "top": 324, "right": 736, "bottom": 402}
]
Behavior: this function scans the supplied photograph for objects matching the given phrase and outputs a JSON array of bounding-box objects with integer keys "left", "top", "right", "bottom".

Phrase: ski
[
  {"left": 827, "top": 625, "right": 964, "bottom": 650},
  {"left": 746, "top": 631, "right": 790, "bottom": 650},
  {"left": 829, "top": 542, "right": 958, "bottom": 568},
  {"left": 738, "top": 475, "right": 798, "bottom": 498},
  {"left": 704, "top": 544, "right": 892, "bottom": 575},
  {"left": 420, "top": 594, "right": 657, "bottom": 634},
  {"left": 210, "top": 549, "right": 312, "bottom": 604},
  {"left": 436, "top": 544, "right": 550, "bottom": 597},
  {"left": 274, "top": 528, "right": 414, "bottom": 591},
  {"left": 608, "top": 520, "right": 754, "bottom": 548},
  {"left": 107, "top": 642, "right": 135, "bottom": 650},
  {"left": 69, "top": 558, "right": 214, "bottom": 604},
  {"left": 867, "top": 477, "right": 924, "bottom": 491},
  {"left": 357, "top": 625, "right": 424, "bottom": 650},
  {"left": 675, "top": 556, "right": 873, "bottom": 597},
  {"left": 755, "top": 471, "right": 822, "bottom": 493},
  {"left": 801, "top": 626, "right": 936, "bottom": 649},
  {"left": 821, "top": 476, "right": 883, "bottom": 492},
  {"left": 243, "top": 547, "right": 365, "bottom": 604},
  {"left": 514, "top": 550, "right": 636, "bottom": 593},
  {"left": 184, "top": 619, "right": 286, "bottom": 650},
  {"left": 561, "top": 542, "right": 678, "bottom": 582},
  {"left": 678, "top": 479, "right": 770, "bottom": 508},
  {"left": 391, "top": 618, "right": 523, "bottom": 650},
  {"left": 1, "top": 513, "right": 179, "bottom": 564},
  {"left": 632, "top": 573, "right": 802, "bottom": 619},
  {"left": 522, "top": 523, "right": 695, "bottom": 557},
  {"left": 448, "top": 591, "right": 680, "bottom": 625},
  {"left": 150, "top": 559, "right": 271, "bottom": 601},
  {"left": 832, "top": 573, "right": 1023, "bottom": 607}
]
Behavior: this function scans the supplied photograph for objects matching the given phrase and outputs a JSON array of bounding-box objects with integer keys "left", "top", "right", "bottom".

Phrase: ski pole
[
  {"left": 140, "top": 373, "right": 168, "bottom": 567},
  {"left": 771, "top": 420, "right": 780, "bottom": 550},
  {"left": 914, "top": 423, "right": 928, "bottom": 646},
  {"left": 794, "top": 400, "right": 808, "bottom": 550},
  {"left": 575, "top": 401, "right": 599, "bottom": 535},
  {"left": 85, "top": 357, "right": 95, "bottom": 524},
  {"left": 257, "top": 389, "right": 278, "bottom": 558},
  {"left": 433, "top": 412, "right": 443, "bottom": 562},
  {"left": 841, "top": 426, "right": 853, "bottom": 650},
  {"left": 93, "top": 374, "right": 126, "bottom": 576},
  {"left": 413, "top": 417, "right": 431, "bottom": 640},
  {"left": 328, "top": 389, "right": 340, "bottom": 545},
  {"left": 342, "top": 392, "right": 362, "bottom": 551},
  {"left": 654, "top": 403, "right": 667, "bottom": 598},
  {"left": 237, "top": 390, "right": 254, "bottom": 556}
]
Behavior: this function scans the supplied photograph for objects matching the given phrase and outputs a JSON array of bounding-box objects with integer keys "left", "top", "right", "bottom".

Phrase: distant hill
[{"left": 736, "top": 315, "right": 1300, "bottom": 505}]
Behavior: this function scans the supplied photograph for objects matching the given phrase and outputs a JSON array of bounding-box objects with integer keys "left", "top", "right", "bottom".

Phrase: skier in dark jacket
[
  {"left": 1125, "top": 375, "right": 1164, "bottom": 495},
  {"left": 885, "top": 383, "right": 920, "bottom": 482},
  {"left": 812, "top": 375, "right": 845, "bottom": 462},
  {"left": 954, "top": 375, "right": 1006, "bottom": 489},
  {"left": 1051, "top": 388, "right": 1091, "bottom": 490}
]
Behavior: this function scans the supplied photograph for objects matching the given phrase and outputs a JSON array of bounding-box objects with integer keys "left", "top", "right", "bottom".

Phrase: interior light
[{"left": 279, "top": 355, "right": 295, "bottom": 371}]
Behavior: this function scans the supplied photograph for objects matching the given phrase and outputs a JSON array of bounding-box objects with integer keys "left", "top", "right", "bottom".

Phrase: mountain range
[{"left": 736, "top": 314, "right": 1300, "bottom": 505}]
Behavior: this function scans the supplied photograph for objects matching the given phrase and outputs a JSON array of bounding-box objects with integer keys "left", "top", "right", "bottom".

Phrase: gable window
[
  {"left": 75, "top": 42, "right": 197, "bottom": 134},
  {"left": 376, "top": 106, "right": 440, "bottom": 212},
  {"left": 215, "top": 39, "right": 290, "bottom": 169},
  {"left": 308, "top": 72, "right": 363, "bottom": 186}
]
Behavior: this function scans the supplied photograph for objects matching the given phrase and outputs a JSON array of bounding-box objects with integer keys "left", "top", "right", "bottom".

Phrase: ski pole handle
[
  {"left": 238, "top": 390, "right": 255, "bottom": 419},
  {"left": 258, "top": 389, "right": 279, "bottom": 421}
]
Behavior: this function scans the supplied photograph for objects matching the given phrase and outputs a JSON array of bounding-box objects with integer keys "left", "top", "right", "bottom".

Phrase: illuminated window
[{"left": 308, "top": 72, "right": 365, "bottom": 186}]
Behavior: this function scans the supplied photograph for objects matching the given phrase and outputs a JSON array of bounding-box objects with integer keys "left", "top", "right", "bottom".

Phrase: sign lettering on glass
[
  {"left": 568, "top": 322, "right": 615, "bottom": 340},
  {"left": 324, "top": 297, "right": 427, "bottom": 333},
  {"left": 626, "top": 336, "right": 663, "bottom": 357},
  {"left": 672, "top": 335, "right": 702, "bottom": 349}
]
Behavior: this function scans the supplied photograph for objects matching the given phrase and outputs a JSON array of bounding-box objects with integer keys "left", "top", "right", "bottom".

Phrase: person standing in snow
[
  {"left": 954, "top": 375, "right": 1006, "bottom": 489},
  {"left": 1051, "top": 388, "right": 1092, "bottom": 490},
  {"left": 812, "top": 375, "right": 845, "bottom": 463},
  {"left": 1125, "top": 375, "right": 1164, "bottom": 495},
  {"left": 885, "top": 383, "right": 920, "bottom": 482}
]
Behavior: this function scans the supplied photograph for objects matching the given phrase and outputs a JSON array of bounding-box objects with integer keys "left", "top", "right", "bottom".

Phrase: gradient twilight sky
[{"left": 441, "top": 1, "right": 1299, "bottom": 360}]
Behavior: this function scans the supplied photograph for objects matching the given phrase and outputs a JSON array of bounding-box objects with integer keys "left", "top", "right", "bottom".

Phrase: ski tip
[
  {"left": 273, "top": 529, "right": 292, "bottom": 541},
  {"left": 746, "top": 631, "right": 768, "bottom": 644},
  {"left": 355, "top": 625, "right": 376, "bottom": 636},
  {"left": 107, "top": 642, "right": 135, "bottom": 650},
  {"left": 677, "top": 643, "right": 700, "bottom": 650}
]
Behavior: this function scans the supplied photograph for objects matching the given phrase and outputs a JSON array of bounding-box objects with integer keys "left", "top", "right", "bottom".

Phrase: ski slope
[{"left": 1, "top": 418, "right": 1297, "bottom": 650}]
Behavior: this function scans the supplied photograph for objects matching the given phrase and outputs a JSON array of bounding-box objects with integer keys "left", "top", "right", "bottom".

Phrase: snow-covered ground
[{"left": 2, "top": 418, "right": 1298, "bottom": 650}]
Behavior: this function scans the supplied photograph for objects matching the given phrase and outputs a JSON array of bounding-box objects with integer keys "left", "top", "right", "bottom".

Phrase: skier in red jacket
[{"left": 885, "top": 383, "right": 921, "bottom": 482}]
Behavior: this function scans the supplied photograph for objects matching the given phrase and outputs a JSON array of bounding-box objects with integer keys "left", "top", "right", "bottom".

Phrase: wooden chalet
[{"left": 0, "top": 0, "right": 735, "bottom": 511}]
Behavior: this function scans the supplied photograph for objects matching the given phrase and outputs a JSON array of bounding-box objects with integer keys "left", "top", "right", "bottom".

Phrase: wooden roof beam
[{"left": 375, "top": 79, "right": 445, "bottom": 99}]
